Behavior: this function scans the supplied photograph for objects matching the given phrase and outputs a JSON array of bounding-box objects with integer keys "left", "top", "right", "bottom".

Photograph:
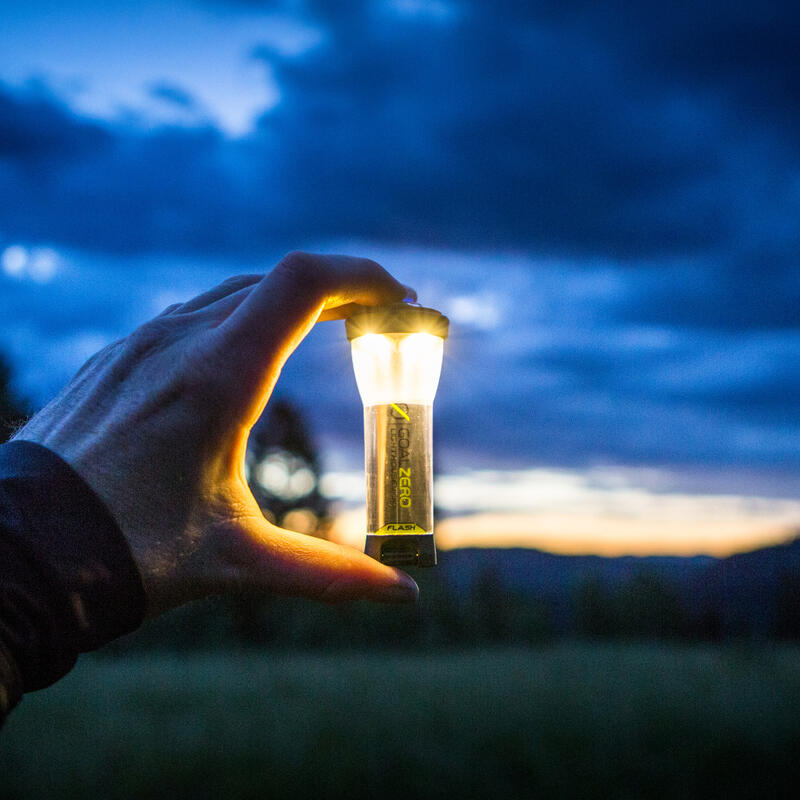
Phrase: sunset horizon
[{"left": 324, "top": 464, "right": 800, "bottom": 558}]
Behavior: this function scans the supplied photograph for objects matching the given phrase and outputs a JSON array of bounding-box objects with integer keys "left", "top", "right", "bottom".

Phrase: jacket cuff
[{"left": 0, "top": 440, "right": 146, "bottom": 697}]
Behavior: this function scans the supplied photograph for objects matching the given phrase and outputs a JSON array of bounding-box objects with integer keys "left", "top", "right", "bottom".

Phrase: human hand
[{"left": 16, "top": 252, "right": 419, "bottom": 615}]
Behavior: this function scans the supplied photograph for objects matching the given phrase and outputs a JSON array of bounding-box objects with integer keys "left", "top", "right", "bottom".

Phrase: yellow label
[
  {"left": 390, "top": 403, "right": 411, "bottom": 421},
  {"left": 375, "top": 523, "right": 427, "bottom": 535}
]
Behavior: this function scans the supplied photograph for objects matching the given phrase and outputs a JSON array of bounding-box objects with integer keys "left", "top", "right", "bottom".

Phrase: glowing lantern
[{"left": 346, "top": 303, "right": 449, "bottom": 566}]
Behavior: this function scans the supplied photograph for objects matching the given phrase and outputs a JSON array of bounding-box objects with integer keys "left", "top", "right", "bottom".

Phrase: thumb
[{"left": 232, "top": 520, "right": 420, "bottom": 604}]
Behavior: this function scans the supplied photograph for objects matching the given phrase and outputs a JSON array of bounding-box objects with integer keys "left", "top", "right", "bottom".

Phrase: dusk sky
[{"left": 2, "top": 0, "right": 799, "bottom": 554}]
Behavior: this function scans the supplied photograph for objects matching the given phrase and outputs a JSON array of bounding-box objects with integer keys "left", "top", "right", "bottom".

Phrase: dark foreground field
[{"left": 2, "top": 643, "right": 800, "bottom": 799}]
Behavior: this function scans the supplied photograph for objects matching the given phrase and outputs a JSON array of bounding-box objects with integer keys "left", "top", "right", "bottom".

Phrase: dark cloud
[
  {"left": 616, "top": 261, "right": 800, "bottom": 333},
  {"left": 2, "top": 1, "right": 799, "bottom": 471},
  {"left": 253, "top": 7, "right": 728, "bottom": 256},
  {"left": 262, "top": 252, "right": 800, "bottom": 470},
  {"left": 0, "top": 83, "right": 110, "bottom": 161},
  {"left": 2, "top": 1, "right": 799, "bottom": 265},
  {"left": 148, "top": 82, "right": 199, "bottom": 110},
  {"left": 0, "top": 83, "right": 263, "bottom": 254}
]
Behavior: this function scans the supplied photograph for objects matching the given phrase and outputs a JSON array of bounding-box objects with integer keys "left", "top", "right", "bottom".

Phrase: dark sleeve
[{"left": 0, "top": 440, "right": 146, "bottom": 727}]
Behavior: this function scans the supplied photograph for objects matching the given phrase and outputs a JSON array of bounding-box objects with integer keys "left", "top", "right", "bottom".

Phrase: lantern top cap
[{"left": 345, "top": 302, "right": 450, "bottom": 341}]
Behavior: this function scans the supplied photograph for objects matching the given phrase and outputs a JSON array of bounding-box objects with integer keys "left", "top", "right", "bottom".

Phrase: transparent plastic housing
[
  {"left": 350, "top": 332, "right": 444, "bottom": 565},
  {"left": 364, "top": 403, "right": 433, "bottom": 534}
]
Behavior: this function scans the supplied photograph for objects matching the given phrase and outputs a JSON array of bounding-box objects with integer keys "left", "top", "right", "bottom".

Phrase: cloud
[
  {"left": 148, "top": 82, "right": 200, "bottom": 110},
  {"left": 261, "top": 244, "right": 800, "bottom": 470},
  {"left": 0, "top": 82, "right": 263, "bottom": 254},
  {"left": 1, "top": 1, "right": 799, "bottom": 474},
  {"left": 1, "top": 1, "right": 799, "bottom": 266},
  {"left": 0, "top": 241, "right": 798, "bottom": 471},
  {"left": 251, "top": 11, "right": 720, "bottom": 255},
  {"left": 0, "top": 82, "right": 111, "bottom": 161}
]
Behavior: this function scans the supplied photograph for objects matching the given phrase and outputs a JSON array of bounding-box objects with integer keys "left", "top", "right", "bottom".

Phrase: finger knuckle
[
  {"left": 277, "top": 251, "right": 325, "bottom": 286},
  {"left": 359, "top": 256, "right": 382, "bottom": 274},
  {"left": 131, "top": 318, "right": 168, "bottom": 347},
  {"left": 179, "top": 345, "right": 225, "bottom": 400},
  {"left": 121, "top": 318, "right": 174, "bottom": 363}
]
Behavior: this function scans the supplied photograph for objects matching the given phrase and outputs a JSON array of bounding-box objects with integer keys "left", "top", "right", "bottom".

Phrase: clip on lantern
[{"left": 346, "top": 303, "right": 449, "bottom": 567}]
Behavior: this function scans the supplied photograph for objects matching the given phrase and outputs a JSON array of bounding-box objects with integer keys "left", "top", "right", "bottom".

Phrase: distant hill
[
  {"left": 438, "top": 547, "right": 715, "bottom": 595},
  {"left": 116, "top": 535, "right": 800, "bottom": 652},
  {"left": 437, "top": 536, "right": 800, "bottom": 637}
]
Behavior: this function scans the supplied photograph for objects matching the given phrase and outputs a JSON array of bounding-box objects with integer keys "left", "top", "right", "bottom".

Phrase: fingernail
[{"left": 385, "top": 574, "right": 419, "bottom": 603}]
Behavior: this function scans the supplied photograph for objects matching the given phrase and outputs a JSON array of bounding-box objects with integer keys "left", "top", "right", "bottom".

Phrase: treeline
[
  {"left": 0, "top": 353, "right": 29, "bottom": 443},
  {"left": 106, "top": 553, "right": 800, "bottom": 654},
  {"left": 108, "top": 567, "right": 552, "bottom": 653}
]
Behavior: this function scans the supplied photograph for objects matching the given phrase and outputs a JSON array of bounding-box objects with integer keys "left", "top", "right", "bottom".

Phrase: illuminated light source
[
  {"left": 254, "top": 448, "right": 317, "bottom": 502},
  {"left": 28, "top": 248, "right": 60, "bottom": 283},
  {"left": 281, "top": 508, "right": 319, "bottom": 536},
  {"left": 1, "top": 245, "right": 60, "bottom": 282},
  {"left": 1, "top": 245, "right": 27, "bottom": 277},
  {"left": 346, "top": 303, "right": 449, "bottom": 567}
]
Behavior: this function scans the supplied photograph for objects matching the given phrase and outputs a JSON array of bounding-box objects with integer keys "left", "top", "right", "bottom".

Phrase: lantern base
[{"left": 364, "top": 533, "right": 437, "bottom": 567}]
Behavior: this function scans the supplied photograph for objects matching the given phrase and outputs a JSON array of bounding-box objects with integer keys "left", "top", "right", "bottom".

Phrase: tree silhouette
[
  {"left": 246, "top": 397, "right": 330, "bottom": 535},
  {"left": 775, "top": 571, "right": 800, "bottom": 639},
  {"left": 575, "top": 574, "right": 618, "bottom": 637},
  {"left": 472, "top": 564, "right": 513, "bottom": 642},
  {"left": 616, "top": 569, "right": 686, "bottom": 638},
  {"left": 232, "top": 397, "right": 331, "bottom": 644},
  {"left": 0, "top": 353, "right": 29, "bottom": 444}
]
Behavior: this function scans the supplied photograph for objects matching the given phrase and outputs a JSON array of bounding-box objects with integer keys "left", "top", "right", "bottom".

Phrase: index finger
[{"left": 214, "top": 251, "right": 411, "bottom": 411}]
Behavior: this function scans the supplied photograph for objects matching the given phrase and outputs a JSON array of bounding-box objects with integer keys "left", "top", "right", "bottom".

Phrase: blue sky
[{"left": 1, "top": 0, "right": 799, "bottom": 514}]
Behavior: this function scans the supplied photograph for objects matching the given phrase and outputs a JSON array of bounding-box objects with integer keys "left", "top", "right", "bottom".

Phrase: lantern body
[{"left": 347, "top": 307, "right": 448, "bottom": 567}]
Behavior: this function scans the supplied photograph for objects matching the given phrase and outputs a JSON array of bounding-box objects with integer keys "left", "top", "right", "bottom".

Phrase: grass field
[{"left": 2, "top": 643, "right": 800, "bottom": 799}]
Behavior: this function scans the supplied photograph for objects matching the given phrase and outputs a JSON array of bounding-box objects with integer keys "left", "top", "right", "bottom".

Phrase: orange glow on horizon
[
  {"left": 328, "top": 506, "right": 800, "bottom": 558},
  {"left": 434, "top": 512, "right": 798, "bottom": 557}
]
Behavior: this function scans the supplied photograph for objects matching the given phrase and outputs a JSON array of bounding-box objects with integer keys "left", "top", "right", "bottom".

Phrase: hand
[{"left": 16, "top": 252, "right": 419, "bottom": 616}]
